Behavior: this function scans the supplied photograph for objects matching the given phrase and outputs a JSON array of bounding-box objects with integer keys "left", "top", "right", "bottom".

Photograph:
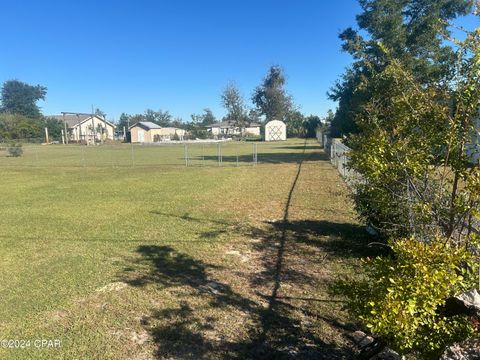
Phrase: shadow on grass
[
  {"left": 268, "top": 220, "right": 382, "bottom": 259},
  {"left": 122, "top": 245, "right": 219, "bottom": 288},
  {"left": 276, "top": 145, "right": 323, "bottom": 150},
  {"left": 193, "top": 148, "right": 329, "bottom": 165},
  {"left": 120, "top": 242, "right": 357, "bottom": 359},
  {"left": 118, "top": 141, "right": 372, "bottom": 358},
  {"left": 148, "top": 211, "right": 230, "bottom": 226},
  {"left": 121, "top": 245, "right": 261, "bottom": 358}
]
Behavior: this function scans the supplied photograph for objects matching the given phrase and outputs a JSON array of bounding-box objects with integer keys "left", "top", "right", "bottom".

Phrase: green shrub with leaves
[
  {"left": 334, "top": 237, "right": 479, "bottom": 358},
  {"left": 330, "top": 6, "right": 480, "bottom": 358},
  {"left": 7, "top": 142, "right": 23, "bottom": 157},
  {"left": 347, "top": 28, "right": 480, "bottom": 242}
]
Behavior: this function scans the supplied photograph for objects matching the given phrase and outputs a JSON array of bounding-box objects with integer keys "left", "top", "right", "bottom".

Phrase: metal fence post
[
  {"left": 130, "top": 142, "right": 135, "bottom": 167},
  {"left": 81, "top": 144, "right": 86, "bottom": 167},
  {"left": 217, "top": 143, "right": 222, "bottom": 166},
  {"left": 111, "top": 145, "right": 115, "bottom": 168},
  {"left": 34, "top": 143, "right": 39, "bottom": 166}
]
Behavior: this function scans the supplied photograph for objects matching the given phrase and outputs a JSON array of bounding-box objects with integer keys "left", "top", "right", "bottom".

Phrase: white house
[
  {"left": 206, "top": 120, "right": 261, "bottom": 138},
  {"left": 265, "top": 120, "right": 287, "bottom": 141},
  {"left": 49, "top": 114, "right": 115, "bottom": 142},
  {"left": 129, "top": 122, "right": 185, "bottom": 142}
]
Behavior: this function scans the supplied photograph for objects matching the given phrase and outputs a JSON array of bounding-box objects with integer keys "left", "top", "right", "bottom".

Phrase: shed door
[{"left": 138, "top": 130, "right": 145, "bottom": 142}]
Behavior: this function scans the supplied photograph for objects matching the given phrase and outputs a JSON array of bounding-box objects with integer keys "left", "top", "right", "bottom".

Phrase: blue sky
[{"left": 0, "top": 1, "right": 477, "bottom": 122}]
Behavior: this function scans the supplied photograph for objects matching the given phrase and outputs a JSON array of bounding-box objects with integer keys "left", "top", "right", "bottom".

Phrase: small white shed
[{"left": 265, "top": 120, "right": 287, "bottom": 141}]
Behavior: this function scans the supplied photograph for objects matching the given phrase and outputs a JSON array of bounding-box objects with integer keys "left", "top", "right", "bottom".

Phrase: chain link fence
[
  {"left": 317, "top": 131, "right": 480, "bottom": 236},
  {"left": 0, "top": 139, "right": 263, "bottom": 168},
  {"left": 317, "top": 132, "right": 359, "bottom": 187}
]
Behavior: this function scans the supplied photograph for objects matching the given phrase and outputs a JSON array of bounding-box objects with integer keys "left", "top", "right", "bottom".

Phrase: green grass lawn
[
  {"left": 0, "top": 140, "right": 304, "bottom": 168},
  {"left": 0, "top": 139, "right": 371, "bottom": 359}
]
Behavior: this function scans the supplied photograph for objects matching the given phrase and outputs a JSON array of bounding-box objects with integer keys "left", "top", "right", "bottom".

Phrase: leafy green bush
[
  {"left": 7, "top": 143, "right": 23, "bottom": 157},
  {"left": 334, "top": 237, "right": 479, "bottom": 358},
  {"left": 347, "top": 31, "right": 480, "bottom": 242},
  {"left": 331, "top": 13, "right": 480, "bottom": 360}
]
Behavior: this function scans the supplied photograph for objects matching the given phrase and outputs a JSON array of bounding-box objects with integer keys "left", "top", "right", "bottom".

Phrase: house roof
[
  {"left": 208, "top": 120, "right": 261, "bottom": 128},
  {"left": 47, "top": 114, "right": 115, "bottom": 128},
  {"left": 129, "top": 121, "right": 162, "bottom": 130}
]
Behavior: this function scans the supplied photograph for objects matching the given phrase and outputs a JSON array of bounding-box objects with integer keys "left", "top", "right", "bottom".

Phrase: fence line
[
  {"left": 317, "top": 131, "right": 358, "bottom": 187},
  {"left": 0, "top": 139, "right": 260, "bottom": 168},
  {"left": 317, "top": 131, "right": 480, "bottom": 236}
]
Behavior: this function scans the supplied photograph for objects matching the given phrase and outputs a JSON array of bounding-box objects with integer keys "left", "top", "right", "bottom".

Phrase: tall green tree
[
  {"left": 156, "top": 110, "right": 173, "bottom": 127},
  {"left": 200, "top": 108, "right": 216, "bottom": 126},
  {"left": 43, "top": 116, "right": 64, "bottom": 141},
  {"left": 221, "top": 82, "right": 247, "bottom": 134},
  {"left": 117, "top": 113, "right": 130, "bottom": 130},
  {"left": 130, "top": 114, "right": 145, "bottom": 125},
  {"left": 1, "top": 80, "right": 47, "bottom": 118},
  {"left": 304, "top": 115, "right": 322, "bottom": 138},
  {"left": 190, "top": 113, "right": 202, "bottom": 125},
  {"left": 329, "top": 0, "right": 473, "bottom": 137},
  {"left": 94, "top": 108, "right": 107, "bottom": 119},
  {"left": 144, "top": 109, "right": 172, "bottom": 126},
  {"left": 252, "top": 65, "right": 292, "bottom": 122},
  {"left": 247, "top": 109, "right": 261, "bottom": 124},
  {"left": 116, "top": 113, "right": 132, "bottom": 141},
  {"left": 322, "top": 109, "right": 335, "bottom": 127},
  {"left": 171, "top": 117, "right": 184, "bottom": 128},
  {"left": 335, "top": 26, "right": 480, "bottom": 357},
  {"left": 191, "top": 108, "right": 217, "bottom": 126},
  {"left": 285, "top": 110, "right": 305, "bottom": 137}
]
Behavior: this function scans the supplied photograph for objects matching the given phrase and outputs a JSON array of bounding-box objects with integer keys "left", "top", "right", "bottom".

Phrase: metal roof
[{"left": 130, "top": 121, "right": 162, "bottom": 130}]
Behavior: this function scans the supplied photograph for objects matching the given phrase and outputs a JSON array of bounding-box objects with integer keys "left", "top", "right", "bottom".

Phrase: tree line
[
  {"left": 0, "top": 80, "right": 64, "bottom": 140},
  {"left": 117, "top": 65, "right": 326, "bottom": 139},
  {"left": 1, "top": 65, "right": 328, "bottom": 141}
]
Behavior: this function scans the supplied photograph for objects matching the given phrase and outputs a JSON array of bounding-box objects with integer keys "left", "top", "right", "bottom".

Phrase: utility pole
[{"left": 184, "top": 144, "right": 188, "bottom": 167}]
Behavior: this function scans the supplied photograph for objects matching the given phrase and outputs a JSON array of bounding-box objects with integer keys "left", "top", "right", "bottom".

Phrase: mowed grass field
[
  {"left": 0, "top": 140, "right": 300, "bottom": 168},
  {"left": 0, "top": 139, "right": 372, "bottom": 359}
]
